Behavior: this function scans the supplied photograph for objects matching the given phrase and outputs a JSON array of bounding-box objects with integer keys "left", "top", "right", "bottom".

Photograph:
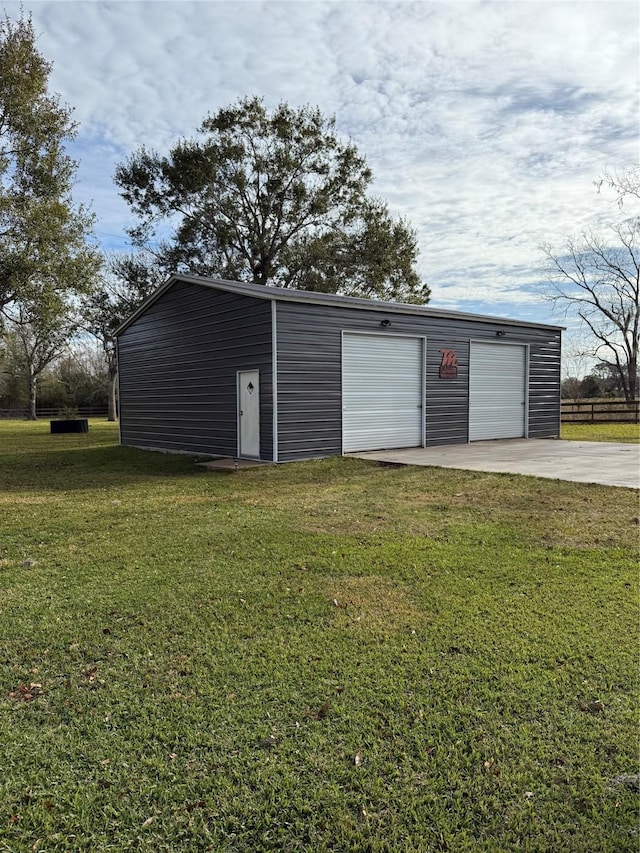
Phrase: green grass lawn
[
  {"left": 561, "top": 422, "right": 640, "bottom": 443},
  {"left": 1, "top": 421, "right": 638, "bottom": 852}
]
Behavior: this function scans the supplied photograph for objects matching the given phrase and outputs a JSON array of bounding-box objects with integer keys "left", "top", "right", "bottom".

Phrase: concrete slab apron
[{"left": 351, "top": 439, "right": 640, "bottom": 489}]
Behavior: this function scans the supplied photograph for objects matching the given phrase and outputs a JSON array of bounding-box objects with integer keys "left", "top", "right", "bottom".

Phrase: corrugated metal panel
[
  {"left": 117, "top": 278, "right": 561, "bottom": 463},
  {"left": 117, "top": 273, "right": 563, "bottom": 335},
  {"left": 424, "top": 337, "right": 469, "bottom": 446},
  {"left": 469, "top": 342, "right": 527, "bottom": 440},
  {"left": 342, "top": 333, "right": 423, "bottom": 452},
  {"left": 527, "top": 339, "right": 561, "bottom": 438},
  {"left": 118, "top": 281, "right": 273, "bottom": 458},
  {"left": 275, "top": 301, "right": 562, "bottom": 461}
]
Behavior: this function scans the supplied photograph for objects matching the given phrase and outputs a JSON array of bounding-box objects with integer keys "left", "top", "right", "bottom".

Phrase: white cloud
[{"left": 5, "top": 0, "right": 638, "bottom": 334}]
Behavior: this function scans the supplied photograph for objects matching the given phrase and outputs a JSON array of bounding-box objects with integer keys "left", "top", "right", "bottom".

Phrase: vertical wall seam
[
  {"left": 235, "top": 371, "right": 241, "bottom": 458},
  {"left": 466, "top": 340, "right": 471, "bottom": 443},
  {"left": 525, "top": 343, "right": 531, "bottom": 438},
  {"left": 422, "top": 336, "right": 427, "bottom": 447},
  {"left": 339, "top": 329, "right": 344, "bottom": 455},
  {"left": 557, "top": 332, "right": 563, "bottom": 438},
  {"left": 116, "top": 339, "right": 122, "bottom": 445},
  {"left": 271, "top": 300, "right": 278, "bottom": 463}
]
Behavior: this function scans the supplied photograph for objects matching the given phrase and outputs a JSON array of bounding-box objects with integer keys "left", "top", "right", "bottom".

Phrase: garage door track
[{"left": 351, "top": 439, "right": 640, "bottom": 489}]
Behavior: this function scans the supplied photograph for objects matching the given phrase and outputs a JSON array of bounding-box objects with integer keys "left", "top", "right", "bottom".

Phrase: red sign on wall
[{"left": 439, "top": 349, "right": 458, "bottom": 379}]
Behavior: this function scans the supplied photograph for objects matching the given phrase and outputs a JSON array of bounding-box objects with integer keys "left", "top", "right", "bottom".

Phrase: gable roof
[{"left": 115, "top": 273, "right": 564, "bottom": 335}]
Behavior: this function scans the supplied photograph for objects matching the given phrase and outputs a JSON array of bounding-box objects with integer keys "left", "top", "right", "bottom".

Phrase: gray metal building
[{"left": 116, "top": 274, "right": 562, "bottom": 462}]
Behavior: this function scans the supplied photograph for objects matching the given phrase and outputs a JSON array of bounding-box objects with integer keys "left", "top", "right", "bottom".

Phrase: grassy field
[
  {"left": 561, "top": 422, "right": 640, "bottom": 443},
  {"left": 0, "top": 421, "right": 638, "bottom": 852}
]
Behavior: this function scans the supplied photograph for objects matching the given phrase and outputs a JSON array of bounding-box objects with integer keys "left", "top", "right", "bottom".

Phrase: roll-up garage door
[
  {"left": 342, "top": 333, "right": 424, "bottom": 453},
  {"left": 469, "top": 342, "right": 527, "bottom": 441}
]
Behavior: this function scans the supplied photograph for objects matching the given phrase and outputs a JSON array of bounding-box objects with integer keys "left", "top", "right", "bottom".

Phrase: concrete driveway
[{"left": 351, "top": 439, "right": 640, "bottom": 489}]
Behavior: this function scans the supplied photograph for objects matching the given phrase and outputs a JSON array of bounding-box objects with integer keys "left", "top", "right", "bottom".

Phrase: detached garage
[{"left": 116, "top": 274, "right": 562, "bottom": 462}]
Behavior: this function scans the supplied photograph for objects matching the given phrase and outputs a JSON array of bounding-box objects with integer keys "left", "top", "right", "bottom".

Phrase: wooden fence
[
  {"left": 0, "top": 406, "right": 110, "bottom": 420},
  {"left": 3, "top": 402, "right": 637, "bottom": 425},
  {"left": 561, "top": 399, "right": 640, "bottom": 424}
]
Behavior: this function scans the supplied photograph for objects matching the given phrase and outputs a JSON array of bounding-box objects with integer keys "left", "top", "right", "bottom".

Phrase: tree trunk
[
  {"left": 107, "top": 363, "right": 118, "bottom": 422},
  {"left": 28, "top": 373, "right": 37, "bottom": 420},
  {"left": 616, "top": 357, "right": 637, "bottom": 403},
  {"left": 627, "top": 359, "right": 638, "bottom": 405}
]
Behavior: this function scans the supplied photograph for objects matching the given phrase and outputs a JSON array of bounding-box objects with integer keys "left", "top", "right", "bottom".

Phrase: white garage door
[
  {"left": 342, "top": 333, "right": 424, "bottom": 453},
  {"left": 469, "top": 342, "right": 527, "bottom": 441}
]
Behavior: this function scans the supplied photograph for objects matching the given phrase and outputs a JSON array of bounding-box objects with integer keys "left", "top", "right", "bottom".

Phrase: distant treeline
[{"left": 0, "top": 341, "right": 108, "bottom": 414}]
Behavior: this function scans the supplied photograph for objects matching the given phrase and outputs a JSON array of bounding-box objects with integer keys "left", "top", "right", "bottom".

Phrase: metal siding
[
  {"left": 342, "top": 333, "right": 423, "bottom": 452},
  {"left": 276, "top": 302, "right": 561, "bottom": 461},
  {"left": 119, "top": 281, "right": 561, "bottom": 463},
  {"left": 425, "top": 337, "right": 470, "bottom": 446},
  {"left": 527, "top": 339, "right": 563, "bottom": 438},
  {"left": 118, "top": 281, "right": 272, "bottom": 457},
  {"left": 469, "top": 342, "right": 527, "bottom": 440}
]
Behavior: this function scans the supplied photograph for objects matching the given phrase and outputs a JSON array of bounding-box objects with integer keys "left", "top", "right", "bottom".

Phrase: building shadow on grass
[
  {"left": 0, "top": 421, "right": 380, "bottom": 494},
  {"left": 0, "top": 441, "right": 212, "bottom": 493}
]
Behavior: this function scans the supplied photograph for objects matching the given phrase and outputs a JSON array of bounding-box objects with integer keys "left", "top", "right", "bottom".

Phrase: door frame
[{"left": 236, "top": 369, "right": 261, "bottom": 459}]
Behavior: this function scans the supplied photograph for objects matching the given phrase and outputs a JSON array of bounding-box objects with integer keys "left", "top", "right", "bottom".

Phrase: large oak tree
[{"left": 115, "top": 96, "right": 429, "bottom": 303}]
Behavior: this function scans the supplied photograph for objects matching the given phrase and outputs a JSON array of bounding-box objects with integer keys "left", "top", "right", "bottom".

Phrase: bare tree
[
  {"left": 596, "top": 165, "right": 640, "bottom": 208},
  {"left": 4, "top": 302, "right": 76, "bottom": 419},
  {"left": 81, "top": 255, "right": 160, "bottom": 421},
  {"left": 561, "top": 332, "right": 597, "bottom": 383},
  {"left": 560, "top": 376, "right": 583, "bottom": 399},
  {"left": 56, "top": 343, "right": 108, "bottom": 408},
  {"left": 542, "top": 168, "right": 640, "bottom": 403}
]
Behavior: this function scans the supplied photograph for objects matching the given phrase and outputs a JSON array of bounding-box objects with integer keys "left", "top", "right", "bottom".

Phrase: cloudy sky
[{"left": 6, "top": 0, "right": 639, "bottom": 341}]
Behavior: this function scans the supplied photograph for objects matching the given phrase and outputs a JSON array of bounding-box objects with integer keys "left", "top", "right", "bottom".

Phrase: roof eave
[
  {"left": 115, "top": 272, "right": 565, "bottom": 335},
  {"left": 114, "top": 275, "right": 180, "bottom": 336}
]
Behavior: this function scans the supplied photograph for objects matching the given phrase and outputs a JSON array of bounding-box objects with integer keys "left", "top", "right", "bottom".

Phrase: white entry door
[{"left": 237, "top": 370, "right": 260, "bottom": 458}]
